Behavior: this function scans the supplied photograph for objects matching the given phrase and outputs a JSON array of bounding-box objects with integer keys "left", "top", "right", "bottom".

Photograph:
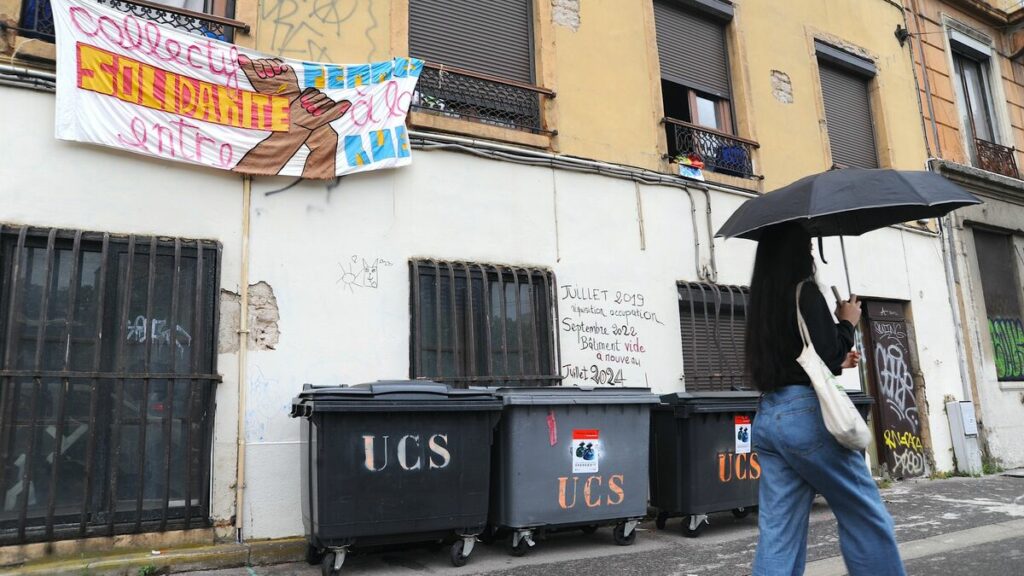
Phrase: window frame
[
  {"left": 409, "top": 260, "right": 559, "bottom": 388},
  {"left": 970, "top": 226, "right": 1024, "bottom": 382},
  {"left": 951, "top": 49, "right": 999, "bottom": 154},
  {"left": 815, "top": 42, "right": 880, "bottom": 170},
  {"left": 654, "top": 0, "right": 737, "bottom": 135},
  {"left": 677, "top": 282, "right": 750, "bottom": 392},
  {"left": 0, "top": 225, "right": 221, "bottom": 544}
]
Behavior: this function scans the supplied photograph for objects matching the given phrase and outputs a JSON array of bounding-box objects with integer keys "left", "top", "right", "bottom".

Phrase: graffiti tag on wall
[
  {"left": 869, "top": 315, "right": 925, "bottom": 478},
  {"left": 988, "top": 317, "right": 1024, "bottom": 380}
]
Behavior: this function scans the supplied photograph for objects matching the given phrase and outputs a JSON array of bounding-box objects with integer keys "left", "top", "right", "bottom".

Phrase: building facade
[
  {"left": 906, "top": 0, "right": 1024, "bottom": 470},
  {"left": 0, "top": 0, "right": 986, "bottom": 558}
]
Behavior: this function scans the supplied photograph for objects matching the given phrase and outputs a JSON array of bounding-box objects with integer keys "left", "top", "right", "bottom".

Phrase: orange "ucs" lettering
[
  {"left": 718, "top": 452, "right": 761, "bottom": 483},
  {"left": 558, "top": 474, "right": 626, "bottom": 509}
]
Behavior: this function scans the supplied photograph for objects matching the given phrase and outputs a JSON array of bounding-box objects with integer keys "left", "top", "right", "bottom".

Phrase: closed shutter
[
  {"left": 678, "top": 283, "right": 749, "bottom": 391},
  {"left": 819, "top": 63, "right": 879, "bottom": 169},
  {"left": 653, "top": 1, "right": 730, "bottom": 98},
  {"left": 409, "top": 0, "right": 533, "bottom": 83}
]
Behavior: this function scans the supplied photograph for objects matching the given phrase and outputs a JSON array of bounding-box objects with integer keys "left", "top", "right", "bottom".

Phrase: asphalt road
[{"left": 183, "top": 472, "right": 1024, "bottom": 576}]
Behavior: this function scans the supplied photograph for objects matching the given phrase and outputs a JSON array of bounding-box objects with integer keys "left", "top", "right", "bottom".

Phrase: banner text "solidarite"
[{"left": 76, "top": 42, "right": 290, "bottom": 132}]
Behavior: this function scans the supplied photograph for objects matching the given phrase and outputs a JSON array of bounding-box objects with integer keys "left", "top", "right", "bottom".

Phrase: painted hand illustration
[{"left": 233, "top": 55, "right": 352, "bottom": 179}]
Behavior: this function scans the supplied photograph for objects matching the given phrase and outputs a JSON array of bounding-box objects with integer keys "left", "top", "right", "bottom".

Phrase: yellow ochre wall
[
  {"left": 241, "top": 0, "right": 932, "bottom": 189},
  {"left": 734, "top": 0, "right": 929, "bottom": 189}
]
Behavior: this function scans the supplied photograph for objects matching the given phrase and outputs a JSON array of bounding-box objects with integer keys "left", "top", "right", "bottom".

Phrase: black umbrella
[{"left": 715, "top": 168, "right": 982, "bottom": 240}]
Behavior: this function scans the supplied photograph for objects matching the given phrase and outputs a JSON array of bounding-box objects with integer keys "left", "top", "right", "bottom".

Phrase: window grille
[
  {"left": 0, "top": 226, "right": 220, "bottom": 544},
  {"left": 972, "top": 228, "right": 1024, "bottom": 381},
  {"left": 410, "top": 261, "right": 559, "bottom": 387},
  {"left": 678, "top": 282, "right": 750, "bottom": 391}
]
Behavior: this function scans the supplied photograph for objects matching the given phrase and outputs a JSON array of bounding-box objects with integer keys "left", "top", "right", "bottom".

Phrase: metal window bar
[
  {"left": 974, "top": 138, "right": 1020, "bottom": 179},
  {"left": 678, "top": 282, "right": 750, "bottom": 391},
  {"left": 409, "top": 260, "right": 560, "bottom": 387},
  {"left": 0, "top": 227, "right": 220, "bottom": 545},
  {"left": 663, "top": 117, "right": 761, "bottom": 179},
  {"left": 18, "top": 0, "right": 246, "bottom": 44},
  {"left": 411, "top": 64, "right": 555, "bottom": 134}
]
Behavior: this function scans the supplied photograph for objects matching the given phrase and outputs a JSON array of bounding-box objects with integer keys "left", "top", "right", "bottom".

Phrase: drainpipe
[
  {"left": 235, "top": 175, "right": 252, "bottom": 542},
  {"left": 906, "top": 0, "right": 973, "bottom": 399},
  {"left": 910, "top": 0, "right": 944, "bottom": 158},
  {"left": 937, "top": 211, "right": 973, "bottom": 402}
]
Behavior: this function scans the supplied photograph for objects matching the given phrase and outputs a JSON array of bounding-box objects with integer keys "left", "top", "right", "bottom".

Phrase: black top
[{"left": 781, "top": 283, "right": 856, "bottom": 385}]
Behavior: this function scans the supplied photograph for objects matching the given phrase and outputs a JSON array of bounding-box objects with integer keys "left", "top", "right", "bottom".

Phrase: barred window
[
  {"left": 678, "top": 282, "right": 750, "bottom": 391},
  {"left": 410, "top": 261, "right": 558, "bottom": 387},
  {"left": 0, "top": 226, "right": 219, "bottom": 544}
]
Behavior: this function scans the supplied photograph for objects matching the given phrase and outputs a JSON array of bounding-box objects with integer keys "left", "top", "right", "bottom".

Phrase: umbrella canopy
[{"left": 715, "top": 168, "right": 982, "bottom": 240}]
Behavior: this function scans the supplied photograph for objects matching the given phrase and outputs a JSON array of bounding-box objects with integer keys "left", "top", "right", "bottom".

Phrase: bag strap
[{"left": 795, "top": 280, "right": 813, "bottom": 349}]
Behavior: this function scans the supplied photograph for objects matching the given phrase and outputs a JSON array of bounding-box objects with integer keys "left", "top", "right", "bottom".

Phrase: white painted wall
[
  {"left": 1, "top": 85, "right": 971, "bottom": 542},
  {"left": 240, "top": 148, "right": 963, "bottom": 538},
  {"left": 0, "top": 86, "right": 244, "bottom": 525},
  {"left": 954, "top": 198, "right": 1024, "bottom": 469}
]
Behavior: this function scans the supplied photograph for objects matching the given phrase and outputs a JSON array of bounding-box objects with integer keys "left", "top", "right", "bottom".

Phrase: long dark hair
[{"left": 745, "top": 223, "right": 815, "bottom": 391}]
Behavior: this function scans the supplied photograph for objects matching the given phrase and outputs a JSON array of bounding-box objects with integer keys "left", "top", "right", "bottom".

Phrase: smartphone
[{"left": 831, "top": 285, "right": 843, "bottom": 303}]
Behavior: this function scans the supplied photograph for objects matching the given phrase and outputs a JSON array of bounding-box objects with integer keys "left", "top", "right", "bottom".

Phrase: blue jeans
[{"left": 752, "top": 385, "right": 905, "bottom": 576}]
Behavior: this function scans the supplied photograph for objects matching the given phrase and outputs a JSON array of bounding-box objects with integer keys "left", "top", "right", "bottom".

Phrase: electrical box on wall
[{"left": 947, "top": 400, "right": 983, "bottom": 475}]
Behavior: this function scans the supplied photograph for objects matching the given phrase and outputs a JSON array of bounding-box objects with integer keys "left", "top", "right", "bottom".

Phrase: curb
[{"left": 1, "top": 538, "right": 306, "bottom": 576}]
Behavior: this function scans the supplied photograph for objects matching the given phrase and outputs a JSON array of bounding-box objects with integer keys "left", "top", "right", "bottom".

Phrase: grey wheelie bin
[
  {"left": 290, "top": 381, "right": 502, "bottom": 574},
  {"left": 649, "top": 391, "right": 761, "bottom": 537},
  {"left": 487, "top": 386, "right": 660, "bottom": 556}
]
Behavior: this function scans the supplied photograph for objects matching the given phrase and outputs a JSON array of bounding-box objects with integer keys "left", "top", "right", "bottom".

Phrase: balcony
[
  {"left": 975, "top": 138, "right": 1020, "bottom": 179},
  {"left": 16, "top": 0, "right": 247, "bottom": 44},
  {"left": 411, "top": 63, "right": 554, "bottom": 134},
  {"left": 664, "top": 117, "right": 761, "bottom": 180}
]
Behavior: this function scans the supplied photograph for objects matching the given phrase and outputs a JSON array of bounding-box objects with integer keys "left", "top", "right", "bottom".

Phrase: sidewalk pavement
[{"left": 154, "top": 471, "right": 1024, "bottom": 575}]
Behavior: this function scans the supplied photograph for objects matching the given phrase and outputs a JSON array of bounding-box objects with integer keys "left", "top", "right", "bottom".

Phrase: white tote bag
[{"left": 795, "top": 281, "right": 872, "bottom": 451}]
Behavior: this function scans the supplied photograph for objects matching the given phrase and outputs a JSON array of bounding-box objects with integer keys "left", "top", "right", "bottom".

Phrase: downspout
[
  {"left": 235, "top": 175, "right": 252, "bottom": 542},
  {"left": 938, "top": 212, "right": 974, "bottom": 402},
  {"left": 906, "top": 0, "right": 972, "bottom": 400},
  {"left": 910, "top": 0, "right": 944, "bottom": 158}
]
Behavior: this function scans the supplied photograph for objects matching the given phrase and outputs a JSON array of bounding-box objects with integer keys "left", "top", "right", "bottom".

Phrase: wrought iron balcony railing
[
  {"left": 664, "top": 117, "right": 761, "bottom": 179},
  {"left": 411, "top": 63, "right": 554, "bottom": 134},
  {"left": 17, "top": 0, "right": 247, "bottom": 44},
  {"left": 975, "top": 138, "right": 1019, "bottom": 179}
]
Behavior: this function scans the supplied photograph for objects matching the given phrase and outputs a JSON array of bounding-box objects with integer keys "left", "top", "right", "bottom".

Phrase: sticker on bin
[
  {"left": 572, "top": 429, "right": 600, "bottom": 473},
  {"left": 735, "top": 415, "right": 752, "bottom": 454}
]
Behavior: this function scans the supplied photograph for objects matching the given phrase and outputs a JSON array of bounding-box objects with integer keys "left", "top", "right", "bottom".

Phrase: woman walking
[{"left": 745, "top": 223, "right": 905, "bottom": 576}]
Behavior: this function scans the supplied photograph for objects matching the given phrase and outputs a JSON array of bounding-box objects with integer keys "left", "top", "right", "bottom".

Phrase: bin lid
[
  {"left": 659, "top": 391, "right": 762, "bottom": 415},
  {"left": 493, "top": 386, "right": 661, "bottom": 406},
  {"left": 290, "top": 380, "right": 502, "bottom": 417}
]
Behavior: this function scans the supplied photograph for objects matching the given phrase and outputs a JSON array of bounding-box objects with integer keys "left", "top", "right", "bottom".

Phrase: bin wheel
[
  {"left": 509, "top": 538, "right": 530, "bottom": 557},
  {"left": 732, "top": 507, "right": 752, "bottom": 519},
  {"left": 612, "top": 522, "right": 636, "bottom": 546},
  {"left": 306, "top": 544, "right": 325, "bottom": 566},
  {"left": 321, "top": 552, "right": 340, "bottom": 576},
  {"left": 655, "top": 512, "right": 668, "bottom": 530},
  {"left": 681, "top": 516, "right": 707, "bottom": 538},
  {"left": 580, "top": 525, "right": 598, "bottom": 535},
  {"left": 450, "top": 540, "right": 468, "bottom": 567}
]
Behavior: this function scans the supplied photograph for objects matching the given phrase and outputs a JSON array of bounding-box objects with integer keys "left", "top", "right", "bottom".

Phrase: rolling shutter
[
  {"left": 819, "top": 63, "right": 879, "bottom": 169},
  {"left": 653, "top": 1, "right": 731, "bottom": 98},
  {"left": 678, "top": 283, "right": 749, "bottom": 391},
  {"left": 409, "top": 0, "right": 533, "bottom": 83}
]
